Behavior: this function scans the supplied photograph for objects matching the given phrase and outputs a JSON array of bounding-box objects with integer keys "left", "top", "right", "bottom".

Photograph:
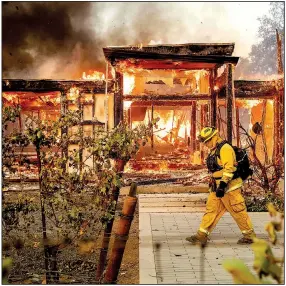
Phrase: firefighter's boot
[
  {"left": 237, "top": 231, "right": 256, "bottom": 245},
  {"left": 186, "top": 231, "right": 208, "bottom": 247}
]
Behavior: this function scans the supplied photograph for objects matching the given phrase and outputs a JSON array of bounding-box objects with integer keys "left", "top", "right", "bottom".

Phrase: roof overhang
[
  {"left": 2, "top": 79, "right": 114, "bottom": 93},
  {"left": 103, "top": 48, "right": 239, "bottom": 69},
  {"left": 105, "top": 42, "right": 235, "bottom": 56}
]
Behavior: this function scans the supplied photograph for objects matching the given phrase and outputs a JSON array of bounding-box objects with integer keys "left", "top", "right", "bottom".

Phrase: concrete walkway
[{"left": 139, "top": 208, "right": 284, "bottom": 284}]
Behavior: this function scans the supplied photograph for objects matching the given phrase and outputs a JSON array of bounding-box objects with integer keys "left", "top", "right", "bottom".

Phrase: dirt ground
[
  {"left": 3, "top": 191, "right": 139, "bottom": 284},
  {"left": 3, "top": 175, "right": 284, "bottom": 284}
]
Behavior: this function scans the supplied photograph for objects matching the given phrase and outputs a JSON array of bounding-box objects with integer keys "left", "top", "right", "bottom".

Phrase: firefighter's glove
[{"left": 216, "top": 181, "right": 227, "bottom": 198}]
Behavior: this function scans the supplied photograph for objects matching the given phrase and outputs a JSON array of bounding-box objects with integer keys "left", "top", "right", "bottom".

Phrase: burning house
[{"left": 2, "top": 42, "right": 284, "bottom": 179}]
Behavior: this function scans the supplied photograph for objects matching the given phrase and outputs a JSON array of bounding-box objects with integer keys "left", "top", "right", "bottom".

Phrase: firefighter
[{"left": 186, "top": 126, "right": 255, "bottom": 246}]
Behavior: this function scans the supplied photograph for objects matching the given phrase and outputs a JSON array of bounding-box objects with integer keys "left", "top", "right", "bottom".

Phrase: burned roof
[
  {"left": 217, "top": 79, "right": 283, "bottom": 99},
  {"left": 104, "top": 43, "right": 235, "bottom": 57},
  {"left": 2, "top": 79, "right": 114, "bottom": 93},
  {"left": 103, "top": 43, "right": 239, "bottom": 67}
]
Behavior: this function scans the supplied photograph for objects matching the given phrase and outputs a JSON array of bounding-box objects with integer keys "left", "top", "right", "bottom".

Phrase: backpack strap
[{"left": 214, "top": 140, "right": 228, "bottom": 159}]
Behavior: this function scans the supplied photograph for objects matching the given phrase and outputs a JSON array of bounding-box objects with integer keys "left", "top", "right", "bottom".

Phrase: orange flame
[
  {"left": 82, "top": 71, "right": 105, "bottom": 81},
  {"left": 67, "top": 87, "right": 80, "bottom": 100},
  {"left": 243, "top": 99, "right": 262, "bottom": 109},
  {"left": 123, "top": 73, "right": 135, "bottom": 95},
  {"left": 3, "top": 93, "right": 17, "bottom": 102}
]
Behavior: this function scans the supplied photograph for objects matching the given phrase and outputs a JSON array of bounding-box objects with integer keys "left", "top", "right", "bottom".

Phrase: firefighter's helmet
[{"left": 198, "top": 127, "right": 218, "bottom": 143}]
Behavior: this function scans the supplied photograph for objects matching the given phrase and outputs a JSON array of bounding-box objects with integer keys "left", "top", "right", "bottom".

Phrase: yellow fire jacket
[{"left": 210, "top": 138, "right": 243, "bottom": 193}]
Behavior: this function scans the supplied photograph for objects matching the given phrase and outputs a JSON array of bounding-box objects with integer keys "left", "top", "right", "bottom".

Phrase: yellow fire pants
[{"left": 199, "top": 188, "right": 254, "bottom": 236}]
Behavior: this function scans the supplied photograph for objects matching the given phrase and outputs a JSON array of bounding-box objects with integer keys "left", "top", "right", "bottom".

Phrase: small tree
[{"left": 2, "top": 106, "right": 122, "bottom": 284}]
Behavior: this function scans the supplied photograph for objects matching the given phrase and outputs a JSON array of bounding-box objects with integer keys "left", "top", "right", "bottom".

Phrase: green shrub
[{"left": 245, "top": 194, "right": 284, "bottom": 212}]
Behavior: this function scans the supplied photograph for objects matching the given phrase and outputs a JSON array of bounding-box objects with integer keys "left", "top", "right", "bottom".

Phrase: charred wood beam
[
  {"left": 125, "top": 177, "right": 186, "bottom": 186},
  {"left": 79, "top": 120, "right": 104, "bottom": 126},
  {"left": 103, "top": 49, "right": 239, "bottom": 65},
  {"left": 235, "top": 79, "right": 283, "bottom": 89},
  {"left": 104, "top": 43, "right": 235, "bottom": 57},
  {"left": 2, "top": 79, "right": 114, "bottom": 93},
  {"left": 125, "top": 91, "right": 278, "bottom": 102},
  {"left": 123, "top": 94, "right": 210, "bottom": 101},
  {"left": 129, "top": 100, "right": 210, "bottom": 107},
  {"left": 16, "top": 105, "right": 61, "bottom": 111},
  {"left": 226, "top": 64, "right": 234, "bottom": 143},
  {"left": 221, "top": 91, "right": 275, "bottom": 99},
  {"left": 218, "top": 80, "right": 281, "bottom": 99}
]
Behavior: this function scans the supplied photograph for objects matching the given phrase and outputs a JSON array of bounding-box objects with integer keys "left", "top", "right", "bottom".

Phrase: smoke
[
  {"left": 3, "top": 2, "right": 104, "bottom": 79},
  {"left": 2, "top": 2, "right": 271, "bottom": 79},
  {"left": 3, "top": 2, "right": 179, "bottom": 79}
]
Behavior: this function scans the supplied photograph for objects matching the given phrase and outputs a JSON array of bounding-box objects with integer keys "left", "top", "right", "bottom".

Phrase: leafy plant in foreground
[{"left": 223, "top": 203, "right": 284, "bottom": 284}]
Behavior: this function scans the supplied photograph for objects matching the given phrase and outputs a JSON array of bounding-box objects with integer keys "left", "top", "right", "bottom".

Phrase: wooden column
[
  {"left": 279, "top": 89, "right": 284, "bottom": 155},
  {"left": 236, "top": 108, "right": 240, "bottom": 147},
  {"left": 151, "top": 104, "right": 154, "bottom": 149},
  {"left": 114, "top": 72, "right": 123, "bottom": 126},
  {"left": 127, "top": 108, "right": 131, "bottom": 127},
  {"left": 191, "top": 101, "right": 197, "bottom": 153},
  {"left": 92, "top": 93, "right": 96, "bottom": 168},
  {"left": 204, "top": 104, "right": 209, "bottom": 126},
  {"left": 104, "top": 62, "right": 109, "bottom": 131},
  {"left": 200, "top": 105, "right": 204, "bottom": 163},
  {"left": 60, "top": 90, "right": 68, "bottom": 169},
  {"left": 226, "top": 64, "right": 234, "bottom": 143},
  {"left": 60, "top": 90, "right": 67, "bottom": 122},
  {"left": 78, "top": 92, "right": 83, "bottom": 175},
  {"left": 18, "top": 96, "right": 22, "bottom": 131},
  {"left": 210, "top": 68, "right": 218, "bottom": 127}
]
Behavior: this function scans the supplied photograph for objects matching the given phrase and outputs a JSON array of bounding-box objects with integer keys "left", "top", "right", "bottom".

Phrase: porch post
[
  {"left": 210, "top": 68, "right": 218, "bottom": 127},
  {"left": 236, "top": 108, "right": 240, "bottom": 147},
  {"left": 191, "top": 101, "right": 197, "bottom": 153},
  {"left": 226, "top": 64, "right": 234, "bottom": 143},
  {"left": 114, "top": 71, "right": 123, "bottom": 126}
]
